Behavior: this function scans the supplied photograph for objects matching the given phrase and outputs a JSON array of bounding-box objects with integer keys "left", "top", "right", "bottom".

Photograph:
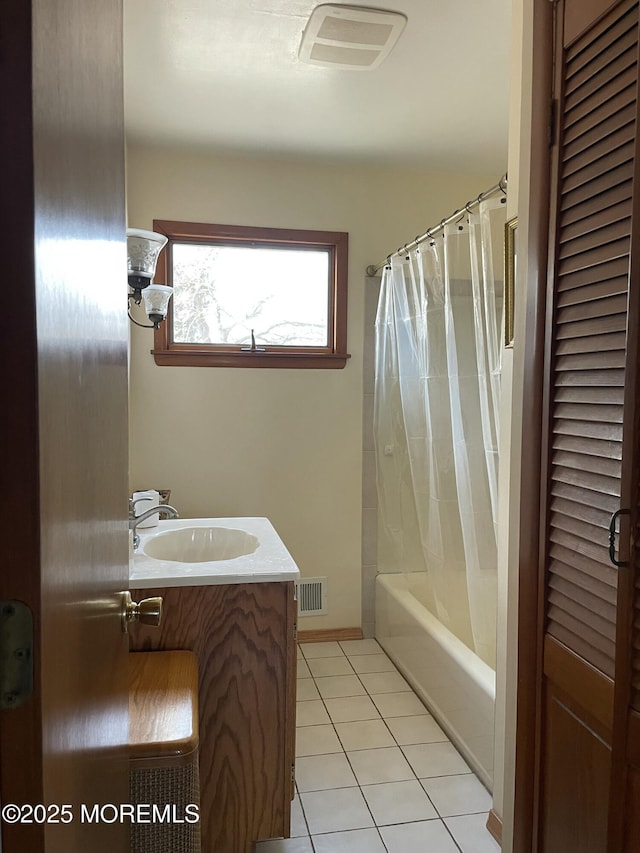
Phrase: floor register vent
[{"left": 296, "top": 577, "right": 327, "bottom": 616}]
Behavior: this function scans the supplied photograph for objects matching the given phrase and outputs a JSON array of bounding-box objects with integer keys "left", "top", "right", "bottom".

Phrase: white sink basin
[
  {"left": 143, "top": 526, "right": 259, "bottom": 563},
  {"left": 130, "top": 517, "right": 300, "bottom": 588}
]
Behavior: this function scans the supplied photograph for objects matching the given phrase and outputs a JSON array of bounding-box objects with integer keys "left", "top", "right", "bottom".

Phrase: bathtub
[{"left": 375, "top": 571, "right": 495, "bottom": 789}]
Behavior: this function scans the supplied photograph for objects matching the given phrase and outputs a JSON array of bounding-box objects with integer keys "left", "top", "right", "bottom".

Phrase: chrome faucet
[{"left": 130, "top": 504, "right": 179, "bottom": 550}]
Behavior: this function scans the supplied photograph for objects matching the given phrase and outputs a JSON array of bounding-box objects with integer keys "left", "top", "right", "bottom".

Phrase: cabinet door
[{"left": 538, "top": 1, "right": 640, "bottom": 849}]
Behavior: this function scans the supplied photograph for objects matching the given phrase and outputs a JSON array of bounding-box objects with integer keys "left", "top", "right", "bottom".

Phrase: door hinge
[
  {"left": 549, "top": 98, "right": 558, "bottom": 147},
  {"left": 0, "top": 601, "right": 33, "bottom": 709},
  {"left": 291, "top": 763, "right": 296, "bottom": 784},
  {"left": 293, "top": 623, "right": 297, "bottom": 641}
]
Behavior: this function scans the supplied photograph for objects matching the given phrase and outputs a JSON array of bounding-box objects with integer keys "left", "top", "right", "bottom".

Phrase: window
[{"left": 151, "top": 220, "right": 349, "bottom": 368}]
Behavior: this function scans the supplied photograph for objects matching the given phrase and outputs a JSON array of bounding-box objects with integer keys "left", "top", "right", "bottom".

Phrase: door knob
[{"left": 122, "top": 591, "right": 163, "bottom": 633}]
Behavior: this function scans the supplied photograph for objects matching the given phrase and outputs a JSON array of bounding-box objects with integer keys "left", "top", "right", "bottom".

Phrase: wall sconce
[{"left": 127, "top": 228, "right": 172, "bottom": 329}]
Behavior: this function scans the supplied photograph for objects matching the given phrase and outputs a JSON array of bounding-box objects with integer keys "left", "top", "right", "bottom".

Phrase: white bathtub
[{"left": 375, "top": 571, "right": 495, "bottom": 789}]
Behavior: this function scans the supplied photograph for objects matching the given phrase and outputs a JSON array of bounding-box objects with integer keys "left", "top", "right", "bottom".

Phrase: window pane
[{"left": 171, "top": 243, "right": 330, "bottom": 347}]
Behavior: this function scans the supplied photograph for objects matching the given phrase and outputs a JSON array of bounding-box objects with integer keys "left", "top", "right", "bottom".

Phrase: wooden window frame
[{"left": 151, "top": 219, "right": 350, "bottom": 369}]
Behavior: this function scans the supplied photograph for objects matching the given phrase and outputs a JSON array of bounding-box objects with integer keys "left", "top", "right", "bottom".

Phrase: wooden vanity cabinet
[{"left": 129, "top": 580, "right": 297, "bottom": 853}]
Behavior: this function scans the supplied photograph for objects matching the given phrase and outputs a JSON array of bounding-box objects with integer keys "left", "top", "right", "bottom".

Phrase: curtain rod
[{"left": 365, "top": 174, "right": 508, "bottom": 276}]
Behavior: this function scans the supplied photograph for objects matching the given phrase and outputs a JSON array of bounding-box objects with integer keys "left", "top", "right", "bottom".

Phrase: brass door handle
[{"left": 122, "top": 591, "right": 163, "bottom": 633}]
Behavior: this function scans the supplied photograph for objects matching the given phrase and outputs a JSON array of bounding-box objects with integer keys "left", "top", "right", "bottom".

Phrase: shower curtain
[{"left": 374, "top": 196, "right": 506, "bottom": 667}]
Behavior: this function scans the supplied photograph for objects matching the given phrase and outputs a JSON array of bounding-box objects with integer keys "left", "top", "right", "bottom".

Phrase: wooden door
[
  {"left": 536, "top": 0, "right": 640, "bottom": 850},
  {"left": 0, "top": 2, "right": 129, "bottom": 851}
]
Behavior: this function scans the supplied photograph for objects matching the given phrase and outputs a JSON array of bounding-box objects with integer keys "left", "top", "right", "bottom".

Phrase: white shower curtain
[{"left": 374, "top": 196, "right": 506, "bottom": 667}]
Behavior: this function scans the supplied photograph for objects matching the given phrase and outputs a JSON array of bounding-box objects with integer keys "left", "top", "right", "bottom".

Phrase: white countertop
[{"left": 130, "top": 517, "right": 300, "bottom": 589}]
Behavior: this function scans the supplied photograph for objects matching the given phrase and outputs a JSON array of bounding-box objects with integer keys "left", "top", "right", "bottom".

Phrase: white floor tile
[
  {"left": 256, "top": 838, "right": 313, "bottom": 852},
  {"left": 296, "top": 724, "right": 342, "bottom": 757},
  {"left": 335, "top": 719, "right": 395, "bottom": 751},
  {"left": 372, "top": 692, "right": 428, "bottom": 718},
  {"left": 380, "top": 819, "right": 459, "bottom": 853},
  {"left": 312, "top": 827, "right": 386, "bottom": 853},
  {"left": 347, "top": 746, "right": 415, "bottom": 785},
  {"left": 340, "top": 639, "right": 382, "bottom": 656},
  {"left": 290, "top": 794, "right": 308, "bottom": 837},
  {"left": 297, "top": 660, "right": 311, "bottom": 679},
  {"left": 361, "top": 780, "right": 438, "bottom": 825},
  {"left": 295, "top": 752, "right": 358, "bottom": 793},
  {"left": 359, "top": 671, "right": 411, "bottom": 694},
  {"left": 296, "top": 679, "right": 320, "bottom": 701},
  {"left": 308, "top": 656, "right": 355, "bottom": 677},
  {"left": 422, "top": 773, "right": 492, "bottom": 817},
  {"left": 348, "top": 653, "right": 396, "bottom": 674},
  {"left": 315, "top": 675, "right": 366, "bottom": 699},
  {"left": 445, "top": 813, "right": 501, "bottom": 853},
  {"left": 403, "top": 742, "right": 471, "bottom": 778},
  {"left": 296, "top": 700, "right": 330, "bottom": 727},
  {"left": 300, "top": 642, "right": 344, "bottom": 659},
  {"left": 324, "top": 695, "right": 381, "bottom": 723},
  {"left": 386, "top": 714, "right": 448, "bottom": 744},
  {"left": 300, "top": 787, "right": 374, "bottom": 835}
]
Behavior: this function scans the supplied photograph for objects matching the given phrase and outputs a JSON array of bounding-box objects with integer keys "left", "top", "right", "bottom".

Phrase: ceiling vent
[{"left": 299, "top": 4, "right": 407, "bottom": 71}]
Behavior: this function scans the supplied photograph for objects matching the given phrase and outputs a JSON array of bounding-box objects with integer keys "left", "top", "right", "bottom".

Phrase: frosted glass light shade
[
  {"left": 142, "top": 284, "right": 173, "bottom": 323},
  {"left": 127, "top": 228, "right": 168, "bottom": 280}
]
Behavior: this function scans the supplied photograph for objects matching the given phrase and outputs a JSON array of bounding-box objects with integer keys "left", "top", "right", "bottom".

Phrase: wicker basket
[{"left": 129, "top": 651, "right": 200, "bottom": 853}]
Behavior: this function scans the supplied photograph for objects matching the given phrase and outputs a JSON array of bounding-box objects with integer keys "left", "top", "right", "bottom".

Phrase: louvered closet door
[{"left": 538, "top": 1, "right": 640, "bottom": 851}]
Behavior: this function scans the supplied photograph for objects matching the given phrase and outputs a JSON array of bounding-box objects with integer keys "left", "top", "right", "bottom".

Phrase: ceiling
[{"left": 124, "top": 0, "right": 511, "bottom": 172}]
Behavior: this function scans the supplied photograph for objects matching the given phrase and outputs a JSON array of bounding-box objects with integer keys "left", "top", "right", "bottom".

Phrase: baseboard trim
[
  {"left": 297, "top": 627, "right": 363, "bottom": 644},
  {"left": 487, "top": 809, "right": 503, "bottom": 847}
]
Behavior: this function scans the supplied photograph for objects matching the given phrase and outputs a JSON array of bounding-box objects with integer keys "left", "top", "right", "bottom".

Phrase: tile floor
[{"left": 256, "top": 639, "right": 500, "bottom": 853}]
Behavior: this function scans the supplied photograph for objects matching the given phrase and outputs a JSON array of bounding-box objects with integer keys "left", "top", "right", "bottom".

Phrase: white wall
[{"left": 126, "top": 144, "right": 496, "bottom": 630}]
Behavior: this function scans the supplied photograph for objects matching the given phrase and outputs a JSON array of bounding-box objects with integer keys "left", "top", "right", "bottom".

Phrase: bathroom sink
[
  {"left": 143, "top": 525, "right": 259, "bottom": 563},
  {"left": 130, "top": 517, "right": 300, "bottom": 588}
]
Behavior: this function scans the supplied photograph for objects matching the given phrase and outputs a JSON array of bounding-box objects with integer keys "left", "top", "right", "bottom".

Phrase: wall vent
[
  {"left": 299, "top": 5, "right": 407, "bottom": 71},
  {"left": 296, "top": 577, "right": 327, "bottom": 616}
]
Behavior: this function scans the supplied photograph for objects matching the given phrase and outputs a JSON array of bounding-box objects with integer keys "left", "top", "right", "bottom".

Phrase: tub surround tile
[
  {"left": 403, "top": 742, "right": 471, "bottom": 778},
  {"left": 361, "top": 620, "right": 376, "bottom": 640},
  {"left": 444, "top": 813, "right": 501, "bottom": 853},
  {"left": 296, "top": 679, "right": 320, "bottom": 701},
  {"left": 296, "top": 700, "right": 331, "bottom": 727},
  {"left": 347, "top": 746, "right": 415, "bottom": 785},
  {"left": 295, "top": 753, "right": 358, "bottom": 793},
  {"left": 363, "top": 394, "right": 375, "bottom": 445},
  {"left": 312, "top": 827, "right": 386, "bottom": 853},
  {"left": 296, "top": 724, "right": 342, "bottom": 757},
  {"left": 300, "top": 787, "right": 374, "bottom": 835},
  {"left": 335, "top": 719, "right": 395, "bottom": 751},
  {"left": 379, "top": 819, "right": 460, "bottom": 853},
  {"left": 324, "top": 695, "right": 381, "bottom": 723},
  {"left": 315, "top": 675, "right": 366, "bottom": 699},
  {"left": 421, "top": 773, "right": 492, "bottom": 817},
  {"left": 362, "top": 450, "right": 377, "bottom": 508},
  {"left": 359, "top": 671, "right": 411, "bottom": 694},
  {"left": 308, "top": 656, "right": 355, "bottom": 678},
  {"left": 348, "top": 653, "right": 396, "bottom": 674},
  {"left": 361, "top": 508, "right": 378, "bottom": 565},
  {"left": 300, "top": 641, "right": 344, "bottom": 659},
  {"left": 361, "top": 780, "right": 438, "bottom": 825},
  {"left": 385, "top": 714, "right": 448, "bottom": 744}
]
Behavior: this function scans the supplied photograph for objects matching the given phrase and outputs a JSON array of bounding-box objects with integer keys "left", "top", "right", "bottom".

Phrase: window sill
[{"left": 151, "top": 349, "right": 351, "bottom": 369}]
